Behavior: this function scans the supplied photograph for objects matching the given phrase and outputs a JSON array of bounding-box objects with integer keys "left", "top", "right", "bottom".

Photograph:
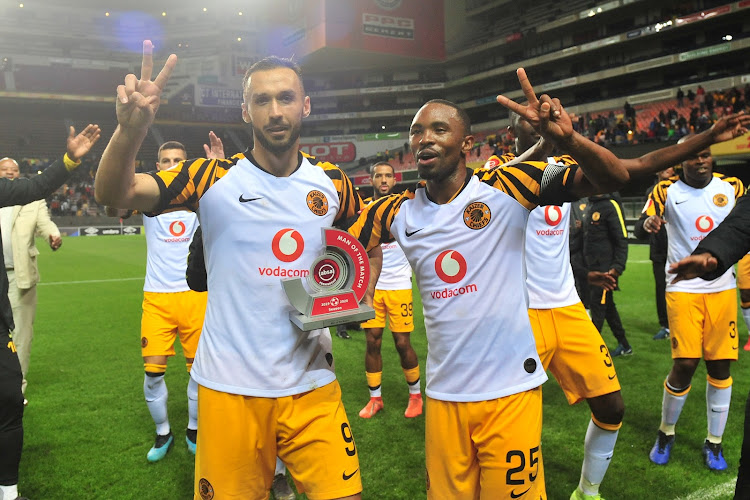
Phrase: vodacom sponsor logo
[
  {"left": 272, "top": 229, "right": 305, "bottom": 262},
  {"left": 431, "top": 249, "right": 478, "bottom": 300},
  {"left": 691, "top": 215, "right": 714, "bottom": 241},
  {"left": 434, "top": 250, "right": 467, "bottom": 284},
  {"left": 544, "top": 206, "right": 562, "bottom": 226},
  {"left": 169, "top": 221, "right": 186, "bottom": 237},
  {"left": 695, "top": 215, "right": 714, "bottom": 233},
  {"left": 536, "top": 206, "right": 565, "bottom": 236}
]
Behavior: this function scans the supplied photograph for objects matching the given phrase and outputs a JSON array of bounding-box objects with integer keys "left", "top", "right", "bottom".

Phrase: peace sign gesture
[
  {"left": 115, "top": 40, "right": 177, "bottom": 131},
  {"left": 496, "top": 68, "right": 574, "bottom": 146}
]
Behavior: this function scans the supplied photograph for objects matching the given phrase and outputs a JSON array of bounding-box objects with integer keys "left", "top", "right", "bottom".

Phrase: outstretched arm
[
  {"left": 497, "top": 69, "right": 628, "bottom": 197},
  {"left": 0, "top": 125, "right": 101, "bottom": 208},
  {"left": 95, "top": 40, "right": 177, "bottom": 211},
  {"left": 622, "top": 112, "right": 749, "bottom": 178}
]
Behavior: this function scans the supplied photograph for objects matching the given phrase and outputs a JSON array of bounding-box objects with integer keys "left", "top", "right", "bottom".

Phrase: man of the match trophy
[{"left": 282, "top": 228, "right": 375, "bottom": 331}]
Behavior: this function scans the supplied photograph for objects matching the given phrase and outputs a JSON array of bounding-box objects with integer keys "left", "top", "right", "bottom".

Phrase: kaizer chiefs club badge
[{"left": 282, "top": 228, "right": 375, "bottom": 330}]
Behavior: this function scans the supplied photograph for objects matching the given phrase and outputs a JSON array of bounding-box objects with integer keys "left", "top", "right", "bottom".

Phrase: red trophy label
[{"left": 282, "top": 228, "right": 375, "bottom": 331}]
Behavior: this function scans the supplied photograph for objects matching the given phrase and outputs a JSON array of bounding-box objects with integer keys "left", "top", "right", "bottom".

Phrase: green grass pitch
[{"left": 18, "top": 236, "right": 749, "bottom": 499}]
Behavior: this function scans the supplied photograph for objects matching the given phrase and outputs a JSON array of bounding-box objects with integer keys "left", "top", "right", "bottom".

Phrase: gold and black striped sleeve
[
  {"left": 148, "top": 155, "right": 237, "bottom": 214},
  {"left": 318, "top": 162, "right": 363, "bottom": 222},
  {"left": 475, "top": 160, "right": 578, "bottom": 209},
  {"left": 644, "top": 180, "right": 671, "bottom": 217},
  {"left": 347, "top": 192, "right": 412, "bottom": 252}
]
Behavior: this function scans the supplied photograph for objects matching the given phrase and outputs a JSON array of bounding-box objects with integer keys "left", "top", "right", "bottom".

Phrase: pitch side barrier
[{"left": 58, "top": 225, "right": 142, "bottom": 237}]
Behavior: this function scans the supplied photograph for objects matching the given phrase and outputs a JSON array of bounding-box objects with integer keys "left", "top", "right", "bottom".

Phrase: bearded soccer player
[
  {"left": 133, "top": 141, "right": 206, "bottom": 462},
  {"left": 358, "top": 161, "right": 423, "bottom": 419},
  {"left": 95, "top": 41, "right": 369, "bottom": 500},
  {"left": 348, "top": 69, "right": 634, "bottom": 498},
  {"left": 637, "top": 139, "right": 744, "bottom": 471}
]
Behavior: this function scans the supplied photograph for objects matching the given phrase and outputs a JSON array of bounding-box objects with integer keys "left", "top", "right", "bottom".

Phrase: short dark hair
[
  {"left": 158, "top": 141, "right": 186, "bottom": 157},
  {"left": 423, "top": 99, "right": 472, "bottom": 135},
  {"left": 242, "top": 56, "right": 304, "bottom": 95},
  {"left": 370, "top": 161, "right": 394, "bottom": 177}
]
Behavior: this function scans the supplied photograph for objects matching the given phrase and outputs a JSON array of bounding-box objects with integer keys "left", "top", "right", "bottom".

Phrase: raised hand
[
  {"left": 709, "top": 111, "right": 750, "bottom": 144},
  {"left": 66, "top": 124, "right": 102, "bottom": 161},
  {"left": 115, "top": 40, "right": 177, "bottom": 131},
  {"left": 203, "top": 131, "right": 226, "bottom": 159},
  {"left": 668, "top": 253, "right": 717, "bottom": 283},
  {"left": 496, "top": 68, "right": 574, "bottom": 144}
]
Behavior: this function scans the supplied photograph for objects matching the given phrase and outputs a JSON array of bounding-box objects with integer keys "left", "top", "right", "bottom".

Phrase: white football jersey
[
  {"left": 525, "top": 203, "right": 580, "bottom": 308},
  {"left": 143, "top": 211, "right": 199, "bottom": 293},
  {"left": 376, "top": 239, "right": 412, "bottom": 291},
  {"left": 150, "top": 153, "right": 361, "bottom": 397},
  {"left": 351, "top": 160, "right": 581, "bottom": 402},
  {"left": 644, "top": 174, "right": 743, "bottom": 293}
]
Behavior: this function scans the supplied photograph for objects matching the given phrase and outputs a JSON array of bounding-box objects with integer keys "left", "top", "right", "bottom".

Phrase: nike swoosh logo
[
  {"left": 342, "top": 468, "right": 359, "bottom": 480},
  {"left": 510, "top": 487, "right": 531, "bottom": 498},
  {"left": 608, "top": 374, "right": 617, "bottom": 380},
  {"left": 405, "top": 228, "right": 424, "bottom": 237},
  {"left": 239, "top": 195, "right": 263, "bottom": 203},
  {"left": 676, "top": 199, "right": 689, "bottom": 204}
]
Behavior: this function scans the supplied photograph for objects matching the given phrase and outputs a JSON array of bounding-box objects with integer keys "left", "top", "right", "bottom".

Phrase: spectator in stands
[{"left": 677, "top": 88, "right": 684, "bottom": 107}]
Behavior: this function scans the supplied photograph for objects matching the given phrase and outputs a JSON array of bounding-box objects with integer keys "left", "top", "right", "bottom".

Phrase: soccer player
[
  {"left": 137, "top": 141, "right": 205, "bottom": 461},
  {"left": 95, "top": 41, "right": 367, "bottom": 500},
  {"left": 348, "top": 69, "right": 632, "bottom": 498},
  {"left": 358, "top": 161, "right": 423, "bottom": 419},
  {"left": 637, "top": 139, "right": 744, "bottom": 471},
  {"left": 0, "top": 124, "right": 101, "bottom": 500}
]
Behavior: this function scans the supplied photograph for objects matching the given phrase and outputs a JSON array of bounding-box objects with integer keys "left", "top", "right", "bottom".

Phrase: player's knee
[
  {"left": 589, "top": 392, "right": 625, "bottom": 425},
  {"left": 393, "top": 335, "right": 412, "bottom": 354},
  {"left": 672, "top": 358, "right": 700, "bottom": 379},
  {"left": 366, "top": 338, "right": 383, "bottom": 353},
  {"left": 740, "top": 289, "right": 750, "bottom": 305},
  {"left": 706, "top": 360, "right": 731, "bottom": 381}
]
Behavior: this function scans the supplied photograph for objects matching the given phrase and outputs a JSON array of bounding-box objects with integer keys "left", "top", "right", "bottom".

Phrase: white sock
[
  {"left": 579, "top": 419, "right": 619, "bottom": 496},
  {"left": 0, "top": 484, "right": 18, "bottom": 500},
  {"left": 275, "top": 457, "right": 286, "bottom": 476},
  {"left": 706, "top": 380, "right": 732, "bottom": 443},
  {"left": 408, "top": 379, "right": 421, "bottom": 395},
  {"left": 742, "top": 307, "right": 750, "bottom": 334},
  {"left": 144, "top": 373, "right": 170, "bottom": 436},
  {"left": 659, "top": 381, "right": 690, "bottom": 435},
  {"left": 187, "top": 376, "right": 198, "bottom": 431}
]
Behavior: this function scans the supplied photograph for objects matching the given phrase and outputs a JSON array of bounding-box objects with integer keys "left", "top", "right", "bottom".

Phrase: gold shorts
[
  {"left": 529, "top": 302, "right": 620, "bottom": 405},
  {"left": 666, "top": 290, "right": 739, "bottom": 360},
  {"left": 737, "top": 254, "right": 750, "bottom": 290},
  {"left": 140, "top": 290, "right": 207, "bottom": 360},
  {"left": 361, "top": 288, "right": 414, "bottom": 332},
  {"left": 425, "top": 388, "right": 545, "bottom": 500},
  {"left": 194, "top": 380, "right": 362, "bottom": 500}
]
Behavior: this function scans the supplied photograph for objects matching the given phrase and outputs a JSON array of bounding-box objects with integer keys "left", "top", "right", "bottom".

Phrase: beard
[{"left": 252, "top": 120, "right": 302, "bottom": 155}]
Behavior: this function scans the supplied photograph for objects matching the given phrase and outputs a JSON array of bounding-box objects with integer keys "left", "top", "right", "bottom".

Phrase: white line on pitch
[
  {"left": 39, "top": 277, "right": 143, "bottom": 286},
  {"left": 673, "top": 477, "right": 736, "bottom": 500}
]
